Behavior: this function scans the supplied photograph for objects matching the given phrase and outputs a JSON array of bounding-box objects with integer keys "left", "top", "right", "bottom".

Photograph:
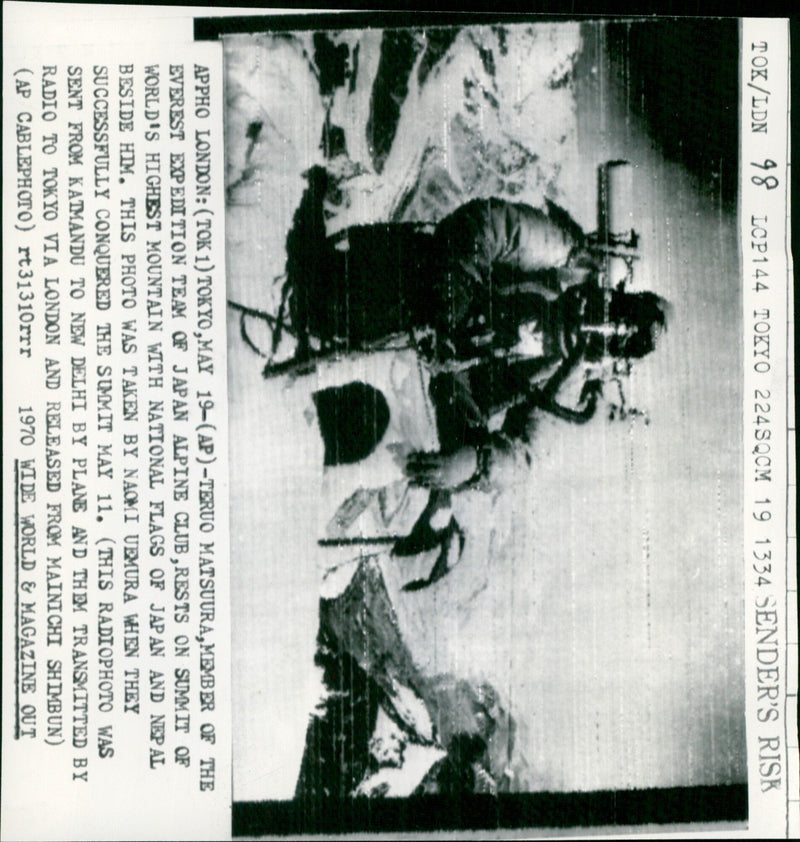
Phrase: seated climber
[{"left": 276, "top": 166, "right": 599, "bottom": 370}]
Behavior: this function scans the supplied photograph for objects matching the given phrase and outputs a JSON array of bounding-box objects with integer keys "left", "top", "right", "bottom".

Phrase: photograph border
[{"left": 210, "top": 10, "right": 764, "bottom": 836}]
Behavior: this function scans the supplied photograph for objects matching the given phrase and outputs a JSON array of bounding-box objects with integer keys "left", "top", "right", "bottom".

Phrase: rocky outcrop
[{"left": 295, "top": 557, "right": 522, "bottom": 799}]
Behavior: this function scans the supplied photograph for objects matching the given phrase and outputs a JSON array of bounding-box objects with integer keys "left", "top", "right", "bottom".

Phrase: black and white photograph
[
  {"left": 0, "top": 5, "right": 796, "bottom": 840},
  {"left": 221, "top": 15, "right": 747, "bottom": 835}
]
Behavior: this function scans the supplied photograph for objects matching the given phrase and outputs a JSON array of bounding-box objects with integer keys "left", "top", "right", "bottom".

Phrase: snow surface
[
  {"left": 386, "top": 678, "right": 435, "bottom": 744},
  {"left": 355, "top": 743, "right": 447, "bottom": 799}
]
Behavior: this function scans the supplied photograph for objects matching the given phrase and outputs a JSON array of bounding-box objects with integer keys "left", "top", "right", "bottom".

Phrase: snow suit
[{"left": 285, "top": 184, "right": 593, "bottom": 360}]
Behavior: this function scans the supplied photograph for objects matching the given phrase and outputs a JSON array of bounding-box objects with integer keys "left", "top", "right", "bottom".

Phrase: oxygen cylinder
[
  {"left": 596, "top": 160, "right": 636, "bottom": 288},
  {"left": 597, "top": 161, "right": 636, "bottom": 243},
  {"left": 604, "top": 160, "right": 633, "bottom": 239}
]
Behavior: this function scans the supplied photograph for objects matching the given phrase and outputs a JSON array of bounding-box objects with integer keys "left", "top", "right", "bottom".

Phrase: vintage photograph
[{"left": 219, "top": 15, "right": 746, "bottom": 834}]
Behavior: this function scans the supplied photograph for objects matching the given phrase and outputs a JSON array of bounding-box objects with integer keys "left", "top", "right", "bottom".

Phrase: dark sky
[{"left": 604, "top": 19, "right": 739, "bottom": 206}]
